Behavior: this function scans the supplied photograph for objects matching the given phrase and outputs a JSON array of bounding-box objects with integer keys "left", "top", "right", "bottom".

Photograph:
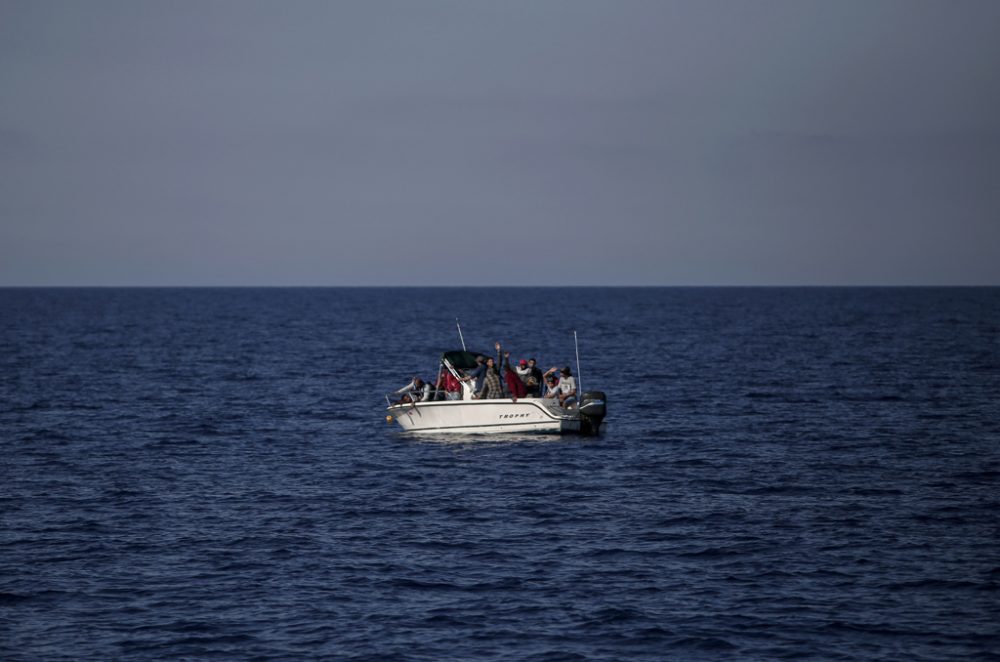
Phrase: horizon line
[{"left": 1, "top": 284, "right": 998, "bottom": 289}]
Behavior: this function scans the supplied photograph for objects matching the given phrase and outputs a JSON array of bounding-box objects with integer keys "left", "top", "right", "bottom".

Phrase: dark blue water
[{"left": 2, "top": 287, "right": 998, "bottom": 660}]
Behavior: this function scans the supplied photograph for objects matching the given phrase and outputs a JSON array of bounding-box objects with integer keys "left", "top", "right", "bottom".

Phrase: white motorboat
[{"left": 385, "top": 350, "right": 606, "bottom": 436}]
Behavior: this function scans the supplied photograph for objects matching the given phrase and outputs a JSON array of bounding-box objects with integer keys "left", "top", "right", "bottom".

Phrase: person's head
[
  {"left": 486, "top": 357, "right": 495, "bottom": 367},
  {"left": 475, "top": 355, "right": 485, "bottom": 364},
  {"left": 519, "top": 359, "right": 527, "bottom": 368},
  {"left": 545, "top": 375, "right": 555, "bottom": 385},
  {"left": 414, "top": 377, "right": 424, "bottom": 386},
  {"left": 528, "top": 358, "right": 536, "bottom": 367},
  {"left": 561, "top": 366, "right": 572, "bottom": 376}
]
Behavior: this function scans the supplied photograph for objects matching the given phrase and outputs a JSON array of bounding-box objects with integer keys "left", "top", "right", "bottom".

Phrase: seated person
[
  {"left": 438, "top": 368, "right": 462, "bottom": 400},
  {"left": 542, "top": 371, "right": 559, "bottom": 399},
  {"left": 543, "top": 366, "right": 577, "bottom": 407}
]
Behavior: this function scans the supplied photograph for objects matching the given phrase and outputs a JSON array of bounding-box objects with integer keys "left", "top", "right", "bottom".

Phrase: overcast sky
[{"left": 1, "top": 0, "right": 998, "bottom": 285}]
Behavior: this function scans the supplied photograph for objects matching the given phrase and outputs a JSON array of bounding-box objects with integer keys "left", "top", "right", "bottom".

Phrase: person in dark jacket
[
  {"left": 462, "top": 355, "right": 487, "bottom": 394},
  {"left": 522, "top": 358, "right": 544, "bottom": 398}
]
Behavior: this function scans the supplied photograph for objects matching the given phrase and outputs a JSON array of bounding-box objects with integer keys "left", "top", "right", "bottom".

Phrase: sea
[{"left": 1, "top": 287, "right": 998, "bottom": 661}]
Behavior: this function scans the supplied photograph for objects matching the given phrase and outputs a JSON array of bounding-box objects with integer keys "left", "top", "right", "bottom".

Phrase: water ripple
[{"left": 1, "top": 287, "right": 999, "bottom": 660}]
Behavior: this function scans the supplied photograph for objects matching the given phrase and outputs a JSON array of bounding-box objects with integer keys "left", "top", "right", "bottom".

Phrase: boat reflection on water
[{"left": 393, "top": 431, "right": 571, "bottom": 447}]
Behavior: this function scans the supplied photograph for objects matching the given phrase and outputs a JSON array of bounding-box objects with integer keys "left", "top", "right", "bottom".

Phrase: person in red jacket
[
  {"left": 502, "top": 351, "right": 527, "bottom": 402},
  {"left": 435, "top": 366, "right": 463, "bottom": 400}
]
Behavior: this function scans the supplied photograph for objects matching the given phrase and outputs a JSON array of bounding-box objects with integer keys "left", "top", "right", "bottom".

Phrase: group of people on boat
[{"left": 392, "top": 341, "right": 578, "bottom": 407}]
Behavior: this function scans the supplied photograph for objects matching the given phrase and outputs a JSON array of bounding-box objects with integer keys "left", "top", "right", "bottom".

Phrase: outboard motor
[{"left": 578, "top": 391, "right": 606, "bottom": 436}]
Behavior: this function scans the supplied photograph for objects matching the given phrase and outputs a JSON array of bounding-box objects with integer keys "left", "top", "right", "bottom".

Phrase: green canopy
[{"left": 441, "top": 350, "right": 486, "bottom": 370}]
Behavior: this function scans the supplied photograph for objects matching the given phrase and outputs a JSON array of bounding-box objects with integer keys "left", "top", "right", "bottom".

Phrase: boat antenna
[
  {"left": 456, "top": 318, "right": 466, "bottom": 351},
  {"left": 574, "top": 330, "right": 582, "bottom": 395}
]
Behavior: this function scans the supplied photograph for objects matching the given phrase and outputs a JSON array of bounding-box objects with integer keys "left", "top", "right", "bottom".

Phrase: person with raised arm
[
  {"left": 502, "top": 350, "right": 528, "bottom": 402},
  {"left": 476, "top": 355, "right": 503, "bottom": 399},
  {"left": 543, "top": 366, "right": 577, "bottom": 407}
]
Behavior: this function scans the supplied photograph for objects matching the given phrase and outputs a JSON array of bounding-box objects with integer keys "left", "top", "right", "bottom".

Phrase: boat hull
[{"left": 386, "top": 398, "right": 594, "bottom": 435}]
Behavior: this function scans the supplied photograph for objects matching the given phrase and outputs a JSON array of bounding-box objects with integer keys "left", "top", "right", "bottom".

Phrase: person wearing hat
[
  {"left": 502, "top": 351, "right": 528, "bottom": 402},
  {"left": 513, "top": 358, "right": 538, "bottom": 398},
  {"left": 514, "top": 358, "right": 530, "bottom": 381},
  {"left": 543, "top": 366, "right": 577, "bottom": 407}
]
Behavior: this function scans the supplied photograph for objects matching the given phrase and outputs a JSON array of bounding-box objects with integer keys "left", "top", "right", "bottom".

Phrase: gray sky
[{"left": 2, "top": 0, "right": 998, "bottom": 285}]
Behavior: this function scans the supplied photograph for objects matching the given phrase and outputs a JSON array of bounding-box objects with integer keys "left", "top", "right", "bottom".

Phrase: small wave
[
  {"left": 312, "top": 411, "right": 362, "bottom": 421},
  {"left": 742, "top": 485, "right": 816, "bottom": 496},
  {"left": 833, "top": 391, "right": 907, "bottom": 402},
  {"left": 522, "top": 651, "right": 590, "bottom": 662},
  {"left": 160, "top": 633, "right": 258, "bottom": 646},
  {"left": 10, "top": 400, "right": 52, "bottom": 411},
  {"left": 847, "top": 487, "right": 904, "bottom": 496},
  {"left": 950, "top": 470, "right": 1000, "bottom": 481},
  {"left": 668, "top": 636, "right": 737, "bottom": 651},
  {"left": 912, "top": 513, "right": 969, "bottom": 525},
  {"left": 412, "top": 539, "right": 475, "bottom": 551},
  {"left": 0, "top": 591, "right": 31, "bottom": 604},
  {"left": 628, "top": 625, "right": 676, "bottom": 641},
  {"left": 883, "top": 578, "right": 995, "bottom": 591},
  {"left": 744, "top": 391, "right": 782, "bottom": 399},
  {"left": 677, "top": 546, "right": 749, "bottom": 559},
  {"left": 387, "top": 578, "right": 462, "bottom": 591},
  {"left": 470, "top": 577, "right": 525, "bottom": 591},
  {"left": 19, "top": 428, "right": 73, "bottom": 442},
  {"left": 418, "top": 613, "right": 471, "bottom": 627},
  {"left": 223, "top": 371, "right": 260, "bottom": 381},
  {"left": 0, "top": 589, "right": 73, "bottom": 604},
  {"left": 652, "top": 515, "right": 705, "bottom": 526},
  {"left": 820, "top": 620, "right": 930, "bottom": 637},
  {"left": 581, "top": 606, "right": 646, "bottom": 625},
  {"left": 588, "top": 547, "right": 663, "bottom": 559},
  {"left": 467, "top": 550, "right": 522, "bottom": 563}
]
